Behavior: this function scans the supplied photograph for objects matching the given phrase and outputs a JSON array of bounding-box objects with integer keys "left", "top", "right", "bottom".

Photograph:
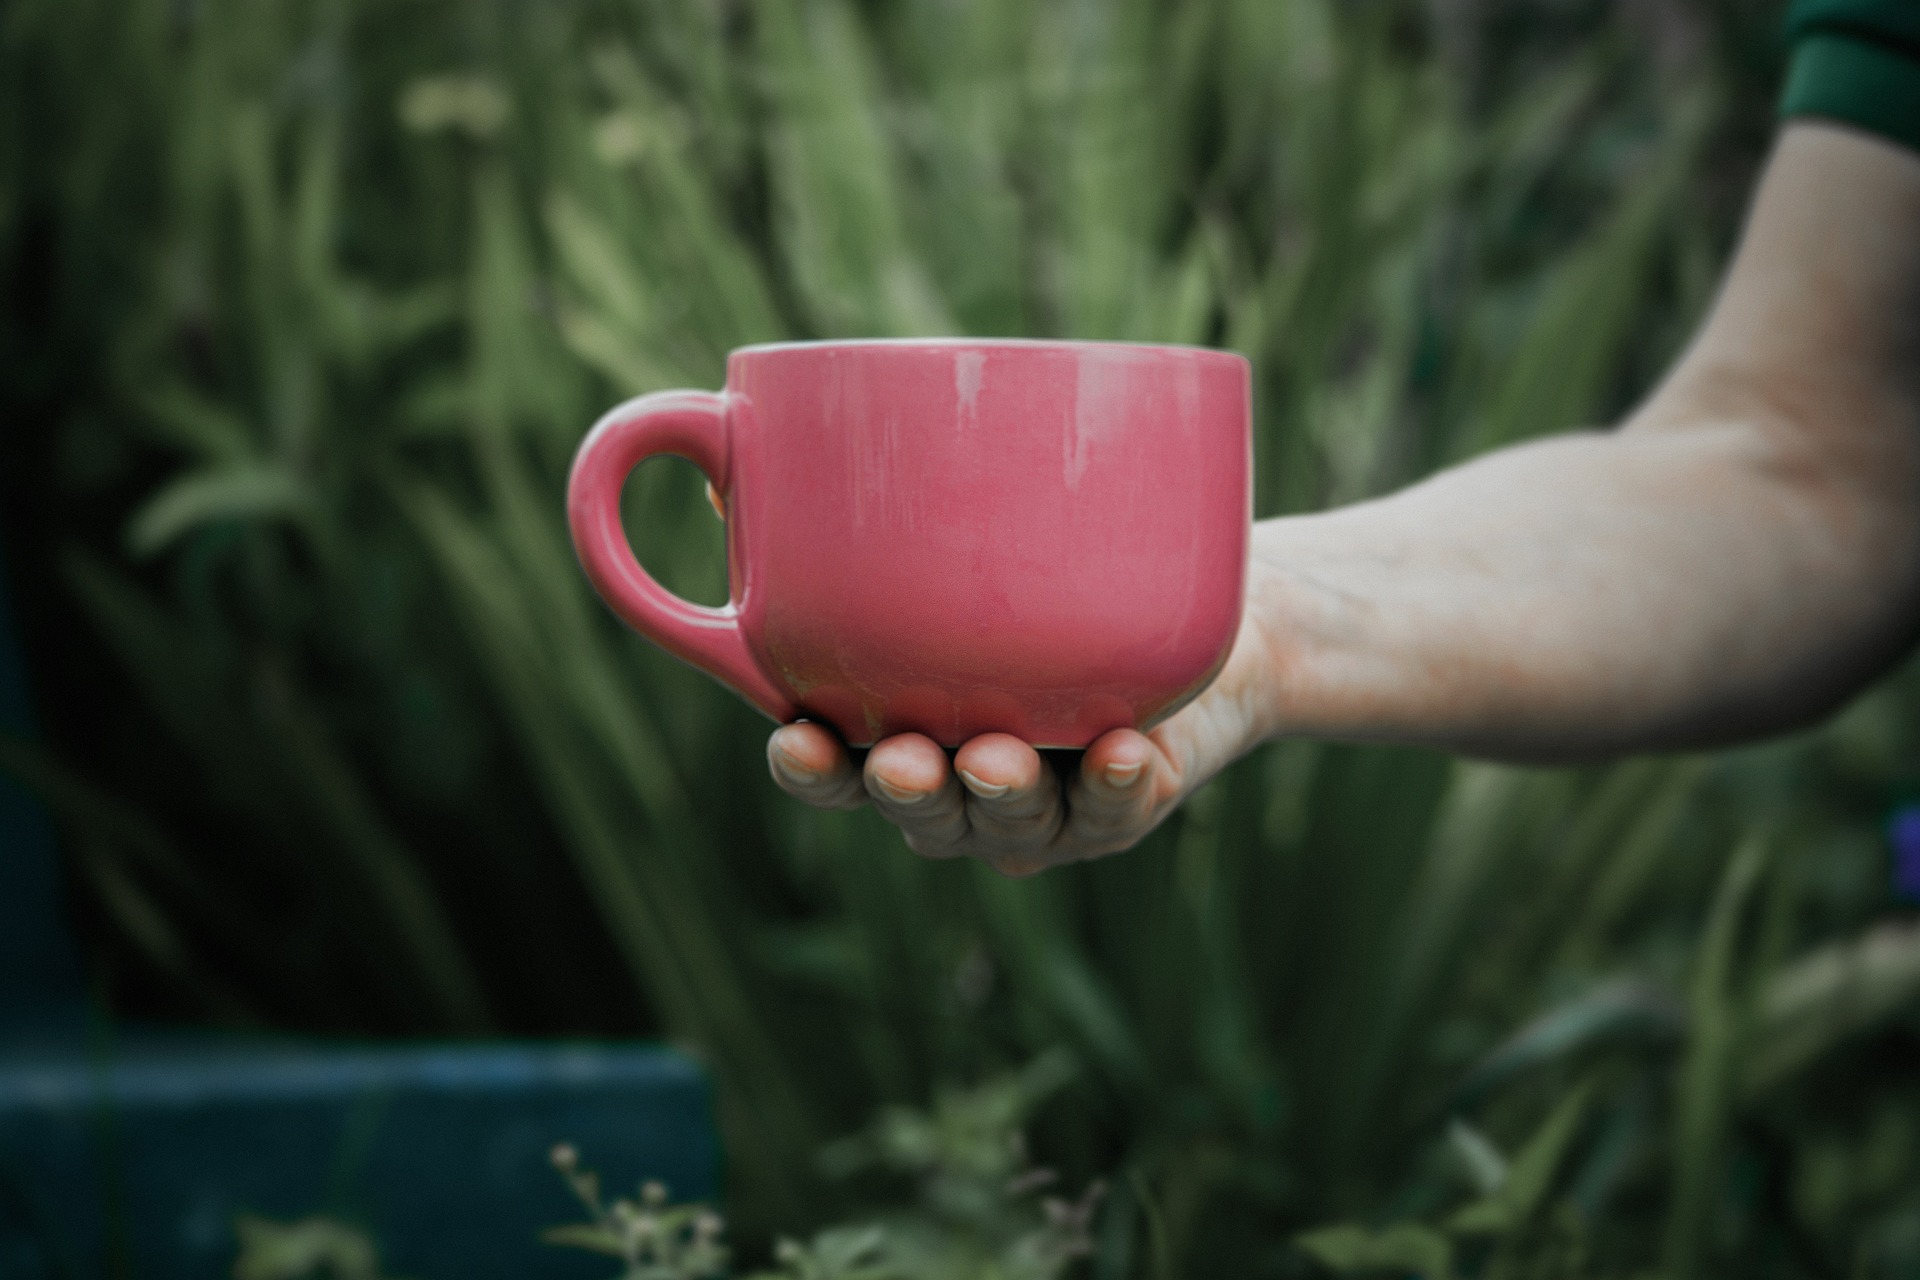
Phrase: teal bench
[{"left": 0, "top": 538, "right": 718, "bottom": 1279}]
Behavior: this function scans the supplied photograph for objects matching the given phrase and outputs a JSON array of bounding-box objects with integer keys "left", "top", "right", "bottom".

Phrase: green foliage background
[{"left": 6, "top": 0, "right": 1920, "bottom": 1275}]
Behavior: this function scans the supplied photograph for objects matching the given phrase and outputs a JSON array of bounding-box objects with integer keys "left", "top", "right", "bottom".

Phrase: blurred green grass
[{"left": 6, "top": 0, "right": 1920, "bottom": 1274}]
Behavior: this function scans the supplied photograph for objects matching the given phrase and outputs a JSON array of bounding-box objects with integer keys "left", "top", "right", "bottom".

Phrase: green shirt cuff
[{"left": 1780, "top": 32, "right": 1920, "bottom": 154}]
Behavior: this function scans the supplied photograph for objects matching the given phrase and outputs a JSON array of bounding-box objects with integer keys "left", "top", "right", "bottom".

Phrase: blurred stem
[
  {"left": 250, "top": 660, "right": 495, "bottom": 1035},
  {"left": 1661, "top": 833, "right": 1767, "bottom": 1278}
]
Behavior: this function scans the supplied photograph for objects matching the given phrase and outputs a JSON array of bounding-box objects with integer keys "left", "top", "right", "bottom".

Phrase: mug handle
[{"left": 567, "top": 390, "right": 795, "bottom": 722}]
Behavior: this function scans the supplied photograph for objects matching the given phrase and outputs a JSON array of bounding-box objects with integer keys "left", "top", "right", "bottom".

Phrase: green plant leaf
[
  {"left": 1662, "top": 833, "right": 1769, "bottom": 1278},
  {"left": 124, "top": 461, "right": 310, "bottom": 557},
  {"left": 1295, "top": 1222, "right": 1453, "bottom": 1280},
  {"left": 1447, "top": 1080, "right": 1596, "bottom": 1235},
  {"left": 1449, "top": 979, "right": 1684, "bottom": 1111},
  {"left": 1742, "top": 920, "right": 1920, "bottom": 1099},
  {"left": 537, "top": 1224, "right": 628, "bottom": 1258}
]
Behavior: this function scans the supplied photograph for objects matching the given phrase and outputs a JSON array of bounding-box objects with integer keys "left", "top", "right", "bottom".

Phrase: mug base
[{"left": 785, "top": 691, "right": 1160, "bottom": 752}]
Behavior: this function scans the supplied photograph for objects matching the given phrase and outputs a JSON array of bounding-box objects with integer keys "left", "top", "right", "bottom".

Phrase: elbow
[{"left": 1682, "top": 402, "right": 1920, "bottom": 745}]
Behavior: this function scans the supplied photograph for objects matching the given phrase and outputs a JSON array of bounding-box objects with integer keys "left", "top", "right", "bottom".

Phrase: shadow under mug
[{"left": 567, "top": 339, "right": 1250, "bottom": 748}]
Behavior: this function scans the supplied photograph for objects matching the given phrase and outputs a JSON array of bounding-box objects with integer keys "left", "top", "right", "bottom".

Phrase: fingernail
[
  {"left": 873, "top": 777, "right": 930, "bottom": 806},
  {"left": 773, "top": 748, "right": 821, "bottom": 785},
  {"left": 957, "top": 769, "right": 1011, "bottom": 799},
  {"left": 1103, "top": 760, "right": 1144, "bottom": 788}
]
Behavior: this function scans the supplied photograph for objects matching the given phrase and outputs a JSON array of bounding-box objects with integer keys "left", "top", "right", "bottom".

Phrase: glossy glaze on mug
[{"left": 568, "top": 339, "right": 1250, "bottom": 748}]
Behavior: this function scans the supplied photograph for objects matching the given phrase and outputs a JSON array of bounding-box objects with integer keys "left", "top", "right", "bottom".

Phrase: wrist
[
  {"left": 1239, "top": 518, "right": 1364, "bottom": 745},
  {"left": 1241, "top": 510, "right": 1444, "bottom": 749}
]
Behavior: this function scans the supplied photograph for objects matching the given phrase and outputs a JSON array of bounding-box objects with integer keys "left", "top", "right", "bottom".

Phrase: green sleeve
[{"left": 1780, "top": 0, "right": 1920, "bottom": 153}]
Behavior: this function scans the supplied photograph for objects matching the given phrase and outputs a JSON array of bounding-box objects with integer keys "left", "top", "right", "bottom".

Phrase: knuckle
[
  {"left": 969, "top": 802, "right": 1052, "bottom": 835},
  {"left": 995, "top": 791, "right": 1059, "bottom": 822},
  {"left": 1076, "top": 806, "right": 1144, "bottom": 838},
  {"left": 794, "top": 790, "right": 839, "bottom": 810},
  {"left": 1063, "top": 806, "right": 1154, "bottom": 856},
  {"left": 898, "top": 807, "right": 970, "bottom": 848},
  {"left": 968, "top": 793, "right": 1064, "bottom": 841},
  {"left": 904, "top": 831, "right": 966, "bottom": 859},
  {"left": 971, "top": 822, "right": 1061, "bottom": 857},
  {"left": 1080, "top": 835, "right": 1139, "bottom": 859},
  {"left": 826, "top": 784, "right": 872, "bottom": 810},
  {"left": 798, "top": 783, "right": 853, "bottom": 810},
  {"left": 987, "top": 855, "right": 1047, "bottom": 879},
  {"left": 1073, "top": 788, "right": 1152, "bottom": 831}
]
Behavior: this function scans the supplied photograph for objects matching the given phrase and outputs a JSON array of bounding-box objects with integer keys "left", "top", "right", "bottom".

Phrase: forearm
[
  {"left": 780, "top": 126, "right": 1920, "bottom": 869},
  {"left": 1243, "top": 124, "right": 1920, "bottom": 762},
  {"left": 1250, "top": 418, "right": 1919, "bottom": 760}
]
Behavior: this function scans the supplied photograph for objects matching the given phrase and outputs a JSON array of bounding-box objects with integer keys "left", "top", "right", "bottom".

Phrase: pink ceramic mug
[{"left": 567, "top": 339, "right": 1250, "bottom": 748}]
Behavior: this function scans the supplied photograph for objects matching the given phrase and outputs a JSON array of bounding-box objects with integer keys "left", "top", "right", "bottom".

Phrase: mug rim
[{"left": 731, "top": 336, "right": 1249, "bottom": 364}]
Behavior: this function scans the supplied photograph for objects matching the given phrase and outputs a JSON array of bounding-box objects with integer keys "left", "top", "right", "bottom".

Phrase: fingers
[
  {"left": 1062, "top": 729, "right": 1162, "bottom": 854},
  {"left": 772, "top": 723, "right": 1172, "bottom": 874},
  {"left": 951, "top": 734, "right": 1066, "bottom": 875},
  {"left": 767, "top": 722, "right": 866, "bottom": 809},
  {"left": 864, "top": 734, "right": 970, "bottom": 854}
]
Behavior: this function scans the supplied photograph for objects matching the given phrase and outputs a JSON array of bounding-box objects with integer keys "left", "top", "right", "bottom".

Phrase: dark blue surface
[
  {"left": 0, "top": 1034, "right": 719, "bottom": 1280},
  {"left": 0, "top": 539, "right": 721, "bottom": 1279},
  {"left": 0, "top": 531, "right": 83, "bottom": 1014}
]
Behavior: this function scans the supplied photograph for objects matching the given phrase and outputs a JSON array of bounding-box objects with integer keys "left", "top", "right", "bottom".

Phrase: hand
[
  {"left": 765, "top": 576, "right": 1282, "bottom": 877},
  {"left": 769, "top": 129, "right": 1920, "bottom": 802}
]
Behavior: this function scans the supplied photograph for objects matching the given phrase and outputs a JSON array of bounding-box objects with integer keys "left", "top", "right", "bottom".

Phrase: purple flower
[{"left": 1886, "top": 804, "right": 1920, "bottom": 903}]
